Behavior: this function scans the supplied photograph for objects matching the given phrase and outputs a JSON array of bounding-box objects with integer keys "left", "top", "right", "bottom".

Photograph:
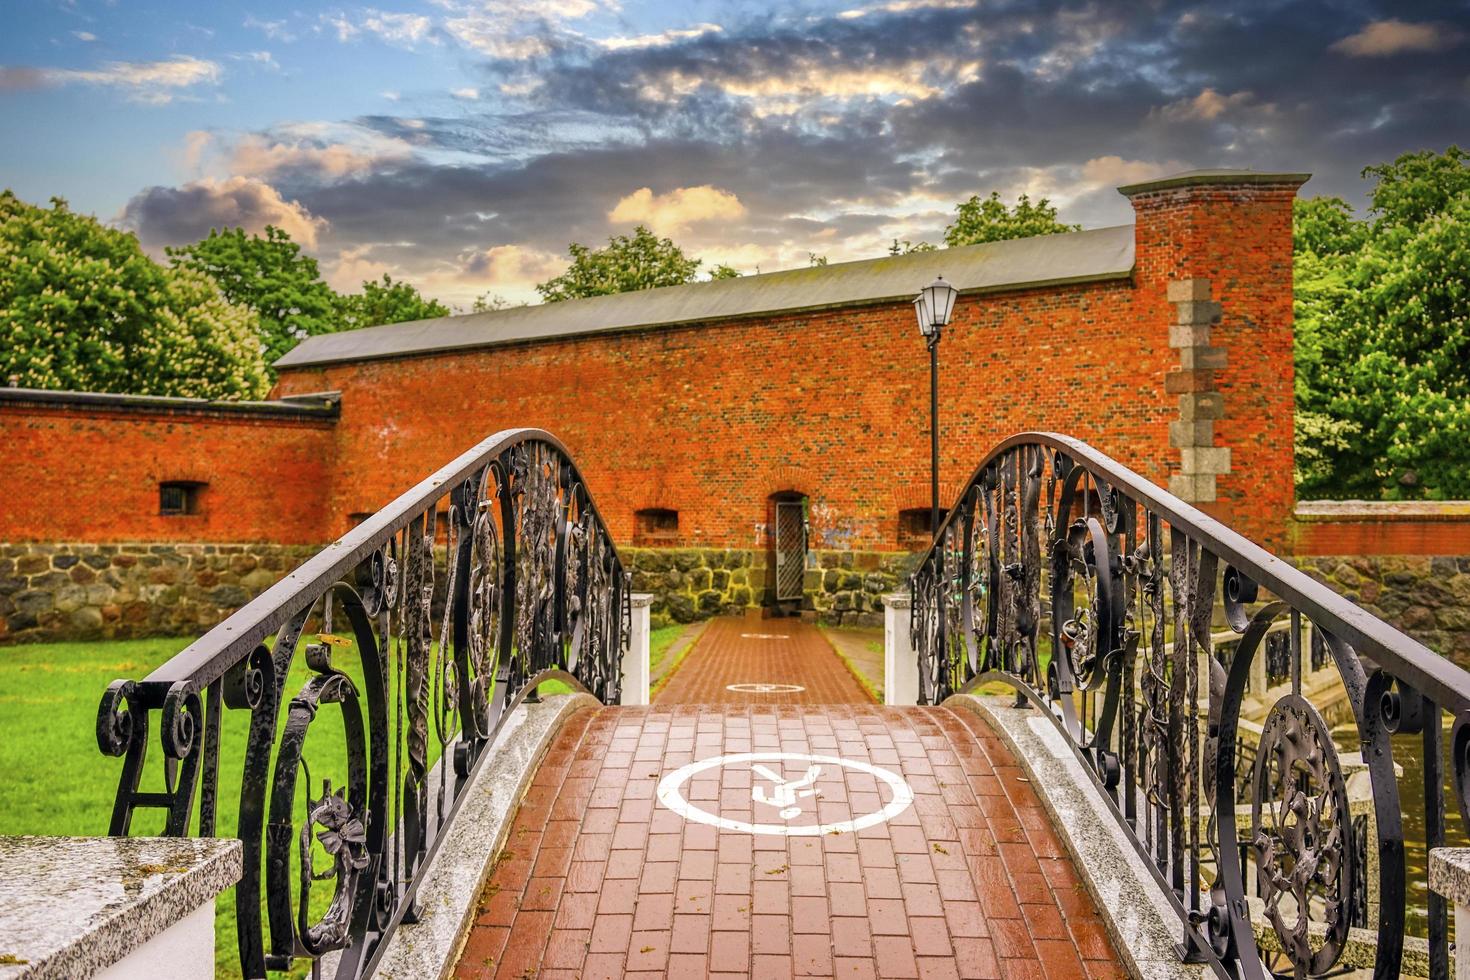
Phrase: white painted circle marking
[
  {"left": 657, "top": 752, "right": 914, "bottom": 836},
  {"left": 739, "top": 633, "right": 790, "bottom": 640},
  {"left": 725, "top": 683, "right": 806, "bottom": 693}
]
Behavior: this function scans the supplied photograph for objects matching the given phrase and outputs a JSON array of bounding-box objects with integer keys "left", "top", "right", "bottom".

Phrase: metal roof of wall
[{"left": 276, "top": 223, "right": 1135, "bottom": 369}]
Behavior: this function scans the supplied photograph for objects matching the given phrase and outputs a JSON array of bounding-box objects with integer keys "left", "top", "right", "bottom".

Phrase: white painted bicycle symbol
[
  {"left": 657, "top": 752, "right": 914, "bottom": 836},
  {"left": 752, "top": 763, "right": 822, "bottom": 819}
]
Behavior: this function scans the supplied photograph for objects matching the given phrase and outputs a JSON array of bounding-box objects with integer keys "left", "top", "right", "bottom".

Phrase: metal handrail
[
  {"left": 96, "top": 427, "right": 629, "bottom": 978},
  {"left": 911, "top": 431, "right": 1468, "bottom": 980}
]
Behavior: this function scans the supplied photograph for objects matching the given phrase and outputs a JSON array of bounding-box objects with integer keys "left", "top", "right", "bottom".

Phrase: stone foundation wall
[
  {"left": 0, "top": 542, "right": 318, "bottom": 643},
  {"left": 622, "top": 546, "right": 918, "bottom": 628},
  {"left": 1293, "top": 555, "right": 1470, "bottom": 660}
]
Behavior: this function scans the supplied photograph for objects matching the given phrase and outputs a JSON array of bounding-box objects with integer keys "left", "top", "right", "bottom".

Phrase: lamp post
[{"left": 914, "top": 277, "right": 959, "bottom": 540}]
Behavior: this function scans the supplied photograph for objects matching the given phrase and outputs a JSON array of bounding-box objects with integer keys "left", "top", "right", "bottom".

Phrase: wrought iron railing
[
  {"left": 911, "top": 432, "right": 1469, "bottom": 980},
  {"left": 95, "top": 429, "right": 628, "bottom": 978}
]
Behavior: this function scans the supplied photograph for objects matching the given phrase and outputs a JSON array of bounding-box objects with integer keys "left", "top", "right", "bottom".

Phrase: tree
[
  {"left": 338, "top": 273, "right": 449, "bottom": 329},
  {"left": 470, "top": 291, "right": 512, "bottom": 313},
  {"left": 167, "top": 226, "right": 339, "bottom": 364},
  {"left": 1294, "top": 147, "right": 1470, "bottom": 499},
  {"left": 0, "top": 191, "right": 268, "bottom": 398},
  {"left": 536, "top": 226, "right": 704, "bottom": 302},
  {"left": 707, "top": 263, "right": 741, "bottom": 280},
  {"left": 889, "top": 239, "right": 936, "bottom": 255},
  {"left": 943, "top": 192, "right": 1079, "bottom": 247}
]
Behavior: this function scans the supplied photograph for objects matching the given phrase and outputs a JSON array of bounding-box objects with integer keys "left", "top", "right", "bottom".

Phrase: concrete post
[
  {"left": 1429, "top": 848, "right": 1469, "bottom": 978},
  {"left": 621, "top": 593, "right": 653, "bottom": 706},
  {"left": 883, "top": 592, "right": 918, "bottom": 706}
]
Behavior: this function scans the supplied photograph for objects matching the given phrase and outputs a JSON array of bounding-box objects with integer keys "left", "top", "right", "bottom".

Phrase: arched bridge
[{"left": 93, "top": 430, "right": 1470, "bottom": 980}]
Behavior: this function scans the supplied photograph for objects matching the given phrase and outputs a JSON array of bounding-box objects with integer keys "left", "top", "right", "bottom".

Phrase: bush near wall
[
  {"left": 0, "top": 542, "right": 316, "bottom": 643},
  {"left": 622, "top": 546, "right": 919, "bottom": 628}
]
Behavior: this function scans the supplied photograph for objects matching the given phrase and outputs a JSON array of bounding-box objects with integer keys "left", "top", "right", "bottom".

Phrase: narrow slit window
[
  {"left": 897, "top": 507, "right": 941, "bottom": 548},
  {"left": 160, "top": 481, "right": 204, "bottom": 516},
  {"left": 634, "top": 507, "right": 679, "bottom": 545}
]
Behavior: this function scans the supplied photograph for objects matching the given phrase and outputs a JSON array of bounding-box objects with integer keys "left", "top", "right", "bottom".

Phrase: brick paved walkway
[
  {"left": 454, "top": 702, "right": 1126, "bottom": 979},
  {"left": 655, "top": 616, "right": 875, "bottom": 705}
]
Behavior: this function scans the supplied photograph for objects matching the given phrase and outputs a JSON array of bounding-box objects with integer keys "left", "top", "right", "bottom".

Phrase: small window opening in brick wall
[
  {"left": 634, "top": 507, "right": 679, "bottom": 546},
  {"left": 159, "top": 481, "right": 205, "bottom": 516},
  {"left": 897, "top": 507, "right": 946, "bottom": 550}
]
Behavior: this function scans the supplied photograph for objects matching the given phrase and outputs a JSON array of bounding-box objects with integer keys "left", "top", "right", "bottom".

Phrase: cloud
[
  {"left": 184, "top": 123, "right": 418, "bottom": 182},
  {"left": 1, "top": 56, "right": 222, "bottom": 103},
  {"left": 325, "top": 244, "right": 395, "bottom": 292},
  {"left": 599, "top": 24, "right": 723, "bottom": 52},
  {"left": 1080, "top": 156, "right": 1191, "bottom": 188},
  {"left": 441, "top": 16, "right": 552, "bottom": 59},
  {"left": 230, "top": 51, "right": 280, "bottom": 71},
  {"left": 72, "top": 31, "right": 96, "bottom": 42},
  {"left": 361, "top": 10, "right": 436, "bottom": 47},
  {"left": 1331, "top": 19, "right": 1465, "bottom": 57},
  {"left": 1157, "top": 87, "right": 1257, "bottom": 122},
  {"left": 119, "top": 176, "right": 328, "bottom": 251},
  {"left": 460, "top": 243, "right": 566, "bottom": 283},
  {"left": 451, "top": 86, "right": 479, "bottom": 100},
  {"left": 0, "top": 67, "right": 47, "bottom": 92},
  {"left": 608, "top": 185, "right": 747, "bottom": 234},
  {"left": 244, "top": 15, "right": 296, "bottom": 42}
]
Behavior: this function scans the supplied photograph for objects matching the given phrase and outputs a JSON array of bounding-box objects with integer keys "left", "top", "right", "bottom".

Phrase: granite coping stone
[
  {"left": 945, "top": 694, "right": 1209, "bottom": 980},
  {"left": 1430, "top": 847, "right": 1470, "bottom": 908},
  {"left": 0, "top": 835, "right": 241, "bottom": 980},
  {"left": 372, "top": 692, "right": 599, "bottom": 979}
]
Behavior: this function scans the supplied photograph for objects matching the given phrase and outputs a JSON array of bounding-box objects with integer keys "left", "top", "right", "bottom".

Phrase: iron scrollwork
[
  {"left": 95, "top": 429, "right": 628, "bottom": 979},
  {"left": 911, "top": 432, "right": 1470, "bottom": 980}
]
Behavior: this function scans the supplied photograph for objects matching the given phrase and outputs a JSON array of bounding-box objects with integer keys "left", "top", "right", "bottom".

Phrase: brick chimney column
[{"left": 1120, "top": 170, "right": 1309, "bottom": 548}]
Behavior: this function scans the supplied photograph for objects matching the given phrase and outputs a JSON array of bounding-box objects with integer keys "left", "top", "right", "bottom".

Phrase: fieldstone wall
[
  {"left": 622, "top": 546, "right": 918, "bottom": 628},
  {"left": 1293, "top": 555, "right": 1470, "bottom": 660},
  {"left": 0, "top": 542, "right": 317, "bottom": 643}
]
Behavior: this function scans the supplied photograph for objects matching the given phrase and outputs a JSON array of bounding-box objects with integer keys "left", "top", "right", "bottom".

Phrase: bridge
[{"left": 60, "top": 429, "right": 1470, "bottom": 979}]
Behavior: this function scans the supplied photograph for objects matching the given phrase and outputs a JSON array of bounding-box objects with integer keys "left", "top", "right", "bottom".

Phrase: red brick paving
[
  {"left": 654, "top": 616, "right": 875, "bottom": 705},
  {"left": 454, "top": 700, "right": 1127, "bottom": 978}
]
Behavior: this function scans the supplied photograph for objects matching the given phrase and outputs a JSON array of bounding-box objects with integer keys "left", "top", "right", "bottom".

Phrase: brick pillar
[{"left": 1120, "top": 170, "right": 1309, "bottom": 548}]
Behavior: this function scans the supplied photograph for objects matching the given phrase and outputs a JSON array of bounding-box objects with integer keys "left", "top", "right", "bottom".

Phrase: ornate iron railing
[
  {"left": 95, "top": 429, "right": 628, "bottom": 978},
  {"left": 911, "top": 432, "right": 1469, "bottom": 980}
]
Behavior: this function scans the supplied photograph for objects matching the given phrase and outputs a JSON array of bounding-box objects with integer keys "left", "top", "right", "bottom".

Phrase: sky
[{"left": 2, "top": 1, "right": 1468, "bottom": 308}]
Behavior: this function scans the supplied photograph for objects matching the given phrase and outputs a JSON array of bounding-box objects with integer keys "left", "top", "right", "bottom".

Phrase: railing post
[
  {"left": 1429, "top": 848, "right": 1468, "bottom": 979},
  {"left": 621, "top": 593, "right": 653, "bottom": 705},
  {"left": 883, "top": 592, "right": 918, "bottom": 706}
]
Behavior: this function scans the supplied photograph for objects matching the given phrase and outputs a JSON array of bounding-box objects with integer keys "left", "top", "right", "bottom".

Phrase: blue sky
[{"left": 3, "top": 0, "right": 1467, "bottom": 306}]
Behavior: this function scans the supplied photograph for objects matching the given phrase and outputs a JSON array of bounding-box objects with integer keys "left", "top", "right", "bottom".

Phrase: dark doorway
[{"left": 769, "top": 492, "right": 808, "bottom": 613}]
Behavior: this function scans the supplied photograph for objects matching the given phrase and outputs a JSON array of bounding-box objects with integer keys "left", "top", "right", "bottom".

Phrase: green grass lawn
[
  {"left": 0, "top": 636, "right": 599, "bottom": 977},
  {"left": 0, "top": 628, "right": 685, "bottom": 976}
]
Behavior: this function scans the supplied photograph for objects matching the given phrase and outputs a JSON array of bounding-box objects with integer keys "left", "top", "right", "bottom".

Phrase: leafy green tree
[
  {"left": 1295, "top": 147, "right": 1470, "bottom": 499},
  {"left": 537, "top": 226, "right": 704, "bottom": 302},
  {"left": 889, "top": 239, "right": 937, "bottom": 255},
  {"left": 0, "top": 191, "right": 267, "bottom": 398},
  {"left": 943, "top": 192, "right": 1079, "bottom": 247},
  {"left": 167, "top": 226, "right": 339, "bottom": 364},
  {"left": 470, "top": 291, "right": 512, "bottom": 313},
  {"left": 707, "top": 263, "right": 741, "bottom": 280},
  {"left": 338, "top": 273, "right": 449, "bottom": 329}
]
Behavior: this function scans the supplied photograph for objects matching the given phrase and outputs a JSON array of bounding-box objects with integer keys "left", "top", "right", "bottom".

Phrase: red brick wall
[
  {"left": 0, "top": 401, "right": 337, "bottom": 544},
  {"left": 2, "top": 175, "right": 1307, "bottom": 555},
  {"left": 1124, "top": 178, "right": 1304, "bottom": 546}
]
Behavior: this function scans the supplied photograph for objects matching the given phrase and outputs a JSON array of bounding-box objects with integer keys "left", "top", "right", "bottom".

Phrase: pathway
[
  {"left": 655, "top": 617, "right": 874, "bottom": 705},
  {"left": 453, "top": 618, "right": 1128, "bottom": 979}
]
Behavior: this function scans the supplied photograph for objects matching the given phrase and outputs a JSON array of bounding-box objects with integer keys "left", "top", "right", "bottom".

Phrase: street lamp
[{"left": 914, "top": 276, "right": 959, "bottom": 540}]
